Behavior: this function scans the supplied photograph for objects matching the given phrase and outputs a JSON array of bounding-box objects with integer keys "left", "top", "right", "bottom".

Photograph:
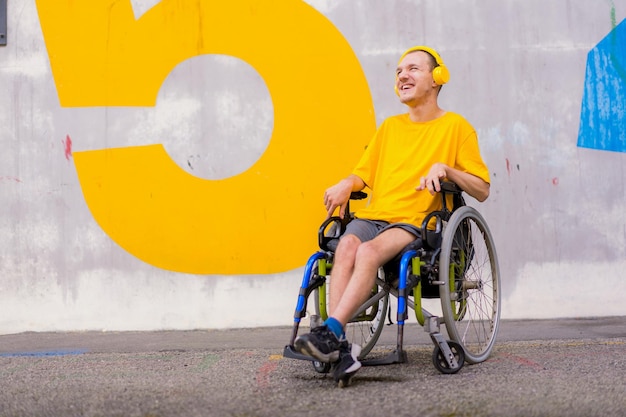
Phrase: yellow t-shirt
[{"left": 352, "top": 112, "right": 490, "bottom": 227}]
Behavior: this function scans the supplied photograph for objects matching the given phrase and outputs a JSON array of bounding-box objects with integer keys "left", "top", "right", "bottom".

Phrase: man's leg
[
  {"left": 292, "top": 235, "right": 365, "bottom": 363},
  {"left": 328, "top": 234, "right": 361, "bottom": 316},
  {"left": 294, "top": 226, "right": 416, "bottom": 365},
  {"left": 293, "top": 221, "right": 381, "bottom": 363},
  {"left": 294, "top": 229, "right": 414, "bottom": 357},
  {"left": 331, "top": 227, "right": 416, "bottom": 326},
  {"left": 330, "top": 227, "right": 416, "bottom": 387},
  {"left": 328, "top": 220, "right": 390, "bottom": 317}
]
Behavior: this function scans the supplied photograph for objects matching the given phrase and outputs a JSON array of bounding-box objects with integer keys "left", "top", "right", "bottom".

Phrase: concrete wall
[{"left": 1, "top": 0, "right": 625, "bottom": 335}]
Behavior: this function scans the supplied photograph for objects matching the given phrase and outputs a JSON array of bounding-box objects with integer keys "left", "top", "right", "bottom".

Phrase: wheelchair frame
[{"left": 283, "top": 182, "right": 500, "bottom": 374}]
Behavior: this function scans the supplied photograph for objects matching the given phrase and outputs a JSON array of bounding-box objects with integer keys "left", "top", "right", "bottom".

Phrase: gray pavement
[{"left": 0, "top": 317, "right": 625, "bottom": 417}]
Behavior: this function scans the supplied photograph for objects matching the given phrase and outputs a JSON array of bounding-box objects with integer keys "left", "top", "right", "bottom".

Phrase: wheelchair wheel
[
  {"left": 313, "top": 267, "right": 389, "bottom": 359},
  {"left": 438, "top": 206, "right": 501, "bottom": 364},
  {"left": 432, "top": 341, "right": 465, "bottom": 374},
  {"left": 312, "top": 360, "right": 331, "bottom": 374}
]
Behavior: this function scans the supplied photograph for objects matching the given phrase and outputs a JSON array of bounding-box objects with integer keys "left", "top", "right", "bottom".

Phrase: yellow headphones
[{"left": 395, "top": 45, "right": 450, "bottom": 93}]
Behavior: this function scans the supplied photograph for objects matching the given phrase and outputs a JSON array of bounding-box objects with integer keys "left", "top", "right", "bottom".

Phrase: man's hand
[
  {"left": 324, "top": 178, "right": 356, "bottom": 219},
  {"left": 416, "top": 163, "right": 447, "bottom": 195},
  {"left": 416, "top": 163, "right": 490, "bottom": 201}
]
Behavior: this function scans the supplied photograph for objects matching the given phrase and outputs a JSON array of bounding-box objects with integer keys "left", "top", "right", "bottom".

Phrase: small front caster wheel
[
  {"left": 432, "top": 341, "right": 465, "bottom": 374},
  {"left": 312, "top": 360, "right": 331, "bottom": 374}
]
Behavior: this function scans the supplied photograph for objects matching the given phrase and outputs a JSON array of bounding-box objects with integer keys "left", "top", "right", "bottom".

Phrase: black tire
[
  {"left": 432, "top": 341, "right": 465, "bottom": 374},
  {"left": 312, "top": 360, "right": 331, "bottom": 374}
]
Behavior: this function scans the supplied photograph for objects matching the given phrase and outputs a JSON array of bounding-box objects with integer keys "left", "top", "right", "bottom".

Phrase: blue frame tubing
[
  {"left": 396, "top": 250, "right": 417, "bottom": 325},
  {"left": 396, "top": 250, "right": 417, "bottom": 357},
  {"left": 288, "top": 251, "right": 327, "bottom": 346}
]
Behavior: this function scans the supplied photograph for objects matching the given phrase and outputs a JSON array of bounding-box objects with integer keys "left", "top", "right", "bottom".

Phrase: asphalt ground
[{"left": 0, "top": 317, "right": 625, "bottom": 417}]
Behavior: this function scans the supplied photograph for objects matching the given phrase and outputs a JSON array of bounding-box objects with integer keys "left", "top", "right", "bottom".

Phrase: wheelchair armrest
[
  {"left": 318, "top": 216, "right": 345, "bottom": 252},
  {"left": 350, "top": 191, "right": 368, "bottom": 200},
  {"left": 420, "top": 210, "right": 447, "bottom": 250},
  {"left": 438, "top": 181, "right": 466, "bottom": 213},
  {"left": 318, "top": 192, "right": 367, "bottom": 251},
  {"left": 335, "top": 191, "right": 368, "bottom": 225},
  {"left": 440, "top": 181, "right": 463, "bottom": 194}
]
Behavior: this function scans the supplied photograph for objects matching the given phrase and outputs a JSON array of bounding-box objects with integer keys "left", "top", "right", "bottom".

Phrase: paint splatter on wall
[
  {"left": 63, "top": 135, "right": 73, "bottom": 161},
  {"left": 577, "top": 18, "right": 626, "bottom": 153}
]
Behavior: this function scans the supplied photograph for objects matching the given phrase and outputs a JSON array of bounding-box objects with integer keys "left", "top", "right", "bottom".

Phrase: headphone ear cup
[{"left": 432, "top": 65, "right": 450, "bottom": 85}]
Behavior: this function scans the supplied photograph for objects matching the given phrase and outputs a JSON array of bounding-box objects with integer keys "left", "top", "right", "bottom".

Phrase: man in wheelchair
[{"left": 294, "top": 46, "right": 491, "bottom": 386}]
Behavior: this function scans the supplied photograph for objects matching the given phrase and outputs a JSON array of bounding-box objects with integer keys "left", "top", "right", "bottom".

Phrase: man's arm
[
  {"left": 324, "top": 174, "right": 366, "bottom": 218},
  {"left": 417, "top": 162, "right": 490, "bottom": 202}
]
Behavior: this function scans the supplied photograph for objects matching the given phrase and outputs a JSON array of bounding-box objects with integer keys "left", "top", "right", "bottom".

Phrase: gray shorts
[{"left": 343, "top": 218, "right": 421, "bottom": 243}]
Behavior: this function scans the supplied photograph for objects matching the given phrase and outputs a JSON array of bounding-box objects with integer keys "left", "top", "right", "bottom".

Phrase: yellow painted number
[{"left": 36, "top": 0, "right": 375, "bottom": 274}]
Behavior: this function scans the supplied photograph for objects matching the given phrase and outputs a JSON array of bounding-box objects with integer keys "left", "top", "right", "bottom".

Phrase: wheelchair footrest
[
  {"left": 361, "top": 349, "right": 407, "bottom": 367},
  {"left": 283, "top": 345, "right": 317, "bottom": 362}
]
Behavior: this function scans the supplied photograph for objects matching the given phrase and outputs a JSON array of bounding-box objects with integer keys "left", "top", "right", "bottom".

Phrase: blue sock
[{"left": 324, "top": 317, "right": 345, "bottom": 339}]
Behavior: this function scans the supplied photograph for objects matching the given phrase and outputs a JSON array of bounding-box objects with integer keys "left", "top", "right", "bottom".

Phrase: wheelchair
[{"left": 283, "top": 181, "right": 501, "bottom": 374}]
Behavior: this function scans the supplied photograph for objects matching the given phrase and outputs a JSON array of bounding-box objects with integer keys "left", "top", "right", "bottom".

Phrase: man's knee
[
  {"left": 334, "top": 234, "right": 361, "bottom": 266},
  {"left": 336, "top": 234, "right": 361, "bottom": 253},
  {"left": 355, "top": 241, "right": 383, "bottom": 264}
]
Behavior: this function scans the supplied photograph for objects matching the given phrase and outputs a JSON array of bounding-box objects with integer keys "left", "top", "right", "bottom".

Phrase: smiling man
[{"left": 294, "top": 46, "right": 491, "bottom": 387}]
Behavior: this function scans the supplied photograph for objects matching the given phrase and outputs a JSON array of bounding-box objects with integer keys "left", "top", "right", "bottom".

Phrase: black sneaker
[
  {"left": 333, "top": 343, "right": 362, "bottom": 388},
  {"left": 294, "top": 325, "right": 346, "bottom": 363}
]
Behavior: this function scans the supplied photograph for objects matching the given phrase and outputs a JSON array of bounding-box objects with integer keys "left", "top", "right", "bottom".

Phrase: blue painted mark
[
  {"left": 0, "top": 348, "right": 88, "bottom": 358},
  {"left": 577, "top": 18, "right": 626, "bottom": 152}
]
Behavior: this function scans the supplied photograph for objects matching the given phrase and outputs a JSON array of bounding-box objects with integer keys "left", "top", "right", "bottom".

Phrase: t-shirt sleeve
[{"left": 456, "top": 130, "right": 491, "bottom": 184}]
